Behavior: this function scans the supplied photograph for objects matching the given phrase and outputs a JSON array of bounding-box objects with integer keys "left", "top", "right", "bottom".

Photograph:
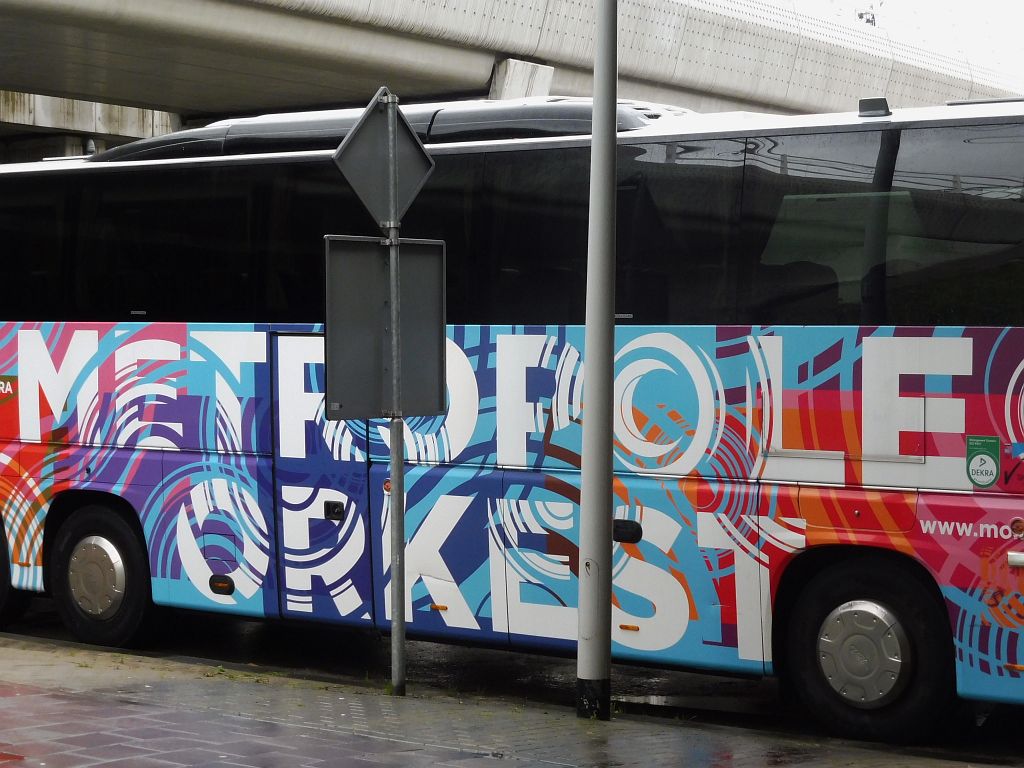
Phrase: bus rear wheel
[
  {"left": 51, "top": 506, "right": 151, "bottom": 647},
  {"left": 0, "top": 535, "right": 30, "bottom": 627},
  {"left": 784, "top": 556, "right": 956, "bottom": 742}
]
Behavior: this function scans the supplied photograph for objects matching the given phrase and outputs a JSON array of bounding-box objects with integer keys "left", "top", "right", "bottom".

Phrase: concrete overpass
[{"left": 1, "top": 0, "right": 1020, "bottom": 161}]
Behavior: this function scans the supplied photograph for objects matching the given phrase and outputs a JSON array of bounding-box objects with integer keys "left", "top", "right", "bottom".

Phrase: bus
[{"left": 1, "top": 95, "right": 1023, "bottom": 742}]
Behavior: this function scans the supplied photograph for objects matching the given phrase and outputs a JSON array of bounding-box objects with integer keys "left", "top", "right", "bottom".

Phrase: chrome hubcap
[
  {"left": 67, "top": 536, "right": 126, "bottom": 619},
  {"left": 817, "top": 599, "right": 909, "bottom": 709}
]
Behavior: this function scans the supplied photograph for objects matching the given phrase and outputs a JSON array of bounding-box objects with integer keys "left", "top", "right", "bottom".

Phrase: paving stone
[
  {"left": 117, "top": 727, "right": 200, "bottom": 741},
  {"left": 55, "top": 733, "right": 130, "bottom": 749},
  {"left": 81, "top": 759, "right": 183, "bottom": 768},
  {"left": 127, "top": 738, "right": 214, "bottom": 753},
  {"left": 214, "top": 741, "right": 302, "bottom": 757},
  {"left": 0, "top": 634, "right": 994, "bottom": 768},
  {"left": 139, "top": 747, "right": 238, "bottom": 766},
  {"left": 17, "top": 752, "right": 103, "bottom": 768},
  {"left": 70, "top": 742, "right": 161, "bottom": 761},
  {"left": 6, "top": 740, "right": 75, "bottom": 758}
]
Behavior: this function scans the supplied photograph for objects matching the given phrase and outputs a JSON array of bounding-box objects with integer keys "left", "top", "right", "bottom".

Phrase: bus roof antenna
[{"left": 859, "top": 97, "right": 891, "bottom": 117}]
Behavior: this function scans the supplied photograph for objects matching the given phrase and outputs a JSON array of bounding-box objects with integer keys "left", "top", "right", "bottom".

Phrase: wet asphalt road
[{"left": 3, "top": 597, "right": 1024, "bottom": 766}]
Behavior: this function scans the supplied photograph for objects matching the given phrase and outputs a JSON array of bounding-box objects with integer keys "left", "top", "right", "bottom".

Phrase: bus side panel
[
  {"left": 758, "top": 483, "right": 805, "bottom": 674},
  {"left": 364, "top": 325, "right": 764, "bottom": 481},
  {"left": 275, "top": 459, "right": 372, "bottom": 625},
  {"left": 0, "top": 442, "right": 163, "bottom": 592},
  {"left": 0, "top": 322, "right": 277, "bottom": 604},
  {"left": 131, "top": 324, "right": 278, "bottom": 618},
  {"left": 0, "top": 439, "right": 30, "bottom": 588},
  {"left": 2, "top": 445, "right": 282, "bottom": 620},
  {"left": 915, "top": 493, "right": 1024, "bottom": 705},
  {"left": 495, "top": 469, "right": 577, "bottom": 654},
  {"left": 272, "top": 333, "right": 373, "bottom": 626},
  {"left": 498, "top": 469, "right": 766, "bottom": 674},
  {"left": 368, "top": 462, "right": 508, "bottom": 645},
  {"left": 152, "top": 451, "right": 278, "bottom": 618},
  {"left": 757, "top": 325, "right": 1024, "bottom": 497},
  {"left": 778, "top": 486, "right": 1024, "bottom": 706},
  {"left": 3, "top": 322, "right": 273, "bottom": 455},
  {"left": 386, "top": 325, "right": 1024, "bottom": 498},
  {"left": 364, "top": 325, "right": 512, "bottom": 472}
]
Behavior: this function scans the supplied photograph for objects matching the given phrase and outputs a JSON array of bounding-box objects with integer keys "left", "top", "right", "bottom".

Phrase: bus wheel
[
  {"left": 51, "top": 506, "right": 151, "bottom": 647},
  {"left": 0, "top": 536, "right": 30, "bottom": 627},
  {"left": 785, "top": 557, "right": 955, "bottom": 743}
]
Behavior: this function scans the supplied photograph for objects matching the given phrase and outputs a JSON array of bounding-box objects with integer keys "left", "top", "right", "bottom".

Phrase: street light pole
[{"left": 576, "top": 0, "right": 617, "bottom": 721}]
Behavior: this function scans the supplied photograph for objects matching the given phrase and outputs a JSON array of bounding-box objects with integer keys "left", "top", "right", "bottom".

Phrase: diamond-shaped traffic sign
[{"left": 333, "top": 86, "right": 435, "bottom": 228}]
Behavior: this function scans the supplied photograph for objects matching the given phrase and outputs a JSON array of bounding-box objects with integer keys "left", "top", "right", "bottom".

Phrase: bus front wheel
[
  {"left": 51, "top": 506, "right": 151, "bottom": 647},
  {"left": 784, "top": 557, "right": 956, "bottom": 742}
]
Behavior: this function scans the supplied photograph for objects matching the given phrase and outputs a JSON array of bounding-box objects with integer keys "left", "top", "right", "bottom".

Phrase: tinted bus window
[
  {"left": 74, "top": 160, "right": 375, "bottom": 324},
  {"left": 259, "top": 160, "right": 374, "bottom": 324},
  {"left": 76, "top": 166, "right": 252, "bottom": 322},
  {"left": 742, "top": 124, "right": 1024, "bottom": 327},
  {"left": 618, "top": 139, "right": 744, "bottom": 325},
  {"left": 482, "top": 147, "right": 590, "bottom": 325},
  {"left": 429, "top": 140, "right": 745, "bottom": 327},
  {"left": 402, "top": 153, "right": 485, "bottom": 325},
  {"left": 0, "top": 175, "right": 67, "bottom": 321},
  {"left": 888, "top": 123, "right": 1024, "bottom": 326},
  {"left": 741, "top": 130, "right": 891, "bottom": 325}
]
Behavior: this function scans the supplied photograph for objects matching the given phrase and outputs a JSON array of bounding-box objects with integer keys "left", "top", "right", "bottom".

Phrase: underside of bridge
[{"left": 0, "top": 0, "right": 1019, "bottom": 161}]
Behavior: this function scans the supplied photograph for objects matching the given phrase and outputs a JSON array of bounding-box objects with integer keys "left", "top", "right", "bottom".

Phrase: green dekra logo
[{"left": 966, "top": 436, "right": 1000, "bottom": 489}]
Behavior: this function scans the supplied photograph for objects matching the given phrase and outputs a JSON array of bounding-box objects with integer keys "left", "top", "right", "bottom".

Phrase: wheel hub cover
[
  {"left": 67, "top": 535, "right": 126, "bottom": 620},
  {"left": 817, "top": 599, "right": 910, "bottom": 709}
]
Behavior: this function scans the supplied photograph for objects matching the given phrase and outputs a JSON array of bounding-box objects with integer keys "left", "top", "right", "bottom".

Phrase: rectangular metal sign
[{"left": 325, "top": 235, "right": 446, "bottom": 420}]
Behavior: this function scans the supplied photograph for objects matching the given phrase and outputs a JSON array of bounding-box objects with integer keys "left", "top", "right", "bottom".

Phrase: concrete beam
[
  {"left": 489, "top": 59, "right": 554, "bottom": 100},
  {"left": 0, "top": 0, "right": 497, "bottom": 115},
  {"left": 0, "top": 91, "right": 180, "bottom": 141}
]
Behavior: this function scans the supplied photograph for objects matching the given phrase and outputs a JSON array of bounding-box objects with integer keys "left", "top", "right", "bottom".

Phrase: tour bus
[{"left": 1, "top": 94, "right": 1024, "bottom": 742}]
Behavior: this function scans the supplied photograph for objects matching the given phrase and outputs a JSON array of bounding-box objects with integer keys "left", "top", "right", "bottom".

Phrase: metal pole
[
  {"left": 577, "top": 0, "right": 617, "bottom": 721},
  {"left": 383, "top": 90, "right": 406, "bottom": 697}
]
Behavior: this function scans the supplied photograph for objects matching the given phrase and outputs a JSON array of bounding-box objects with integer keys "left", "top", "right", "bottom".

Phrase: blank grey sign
[
  {"left": 325, "top": 235, "right": 446, "bottom": 421},
  {"left": 332, "top": 94, "right": 435, "bottom": 228}
]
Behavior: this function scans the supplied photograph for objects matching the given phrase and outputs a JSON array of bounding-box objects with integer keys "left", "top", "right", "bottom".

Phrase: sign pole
[
  {"left": 577, "top": 0, "right": 617, "bottom": 720},
  {"left": 383, "top": 91, "right": 407, "bottom": 697},
  {"left": 327, "top": 85, "right": 438, "bottom": 699}
]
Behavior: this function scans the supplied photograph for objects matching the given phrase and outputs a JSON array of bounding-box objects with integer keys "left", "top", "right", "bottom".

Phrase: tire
[
  {"left": 51, "top": 505, "right": 151, "bottom": 647},
  {"left": 0, "top": 535, "right": 30, "bottom": 627},
  {"left": 784, "top": 556, "right": 956, "bottom": 743}
]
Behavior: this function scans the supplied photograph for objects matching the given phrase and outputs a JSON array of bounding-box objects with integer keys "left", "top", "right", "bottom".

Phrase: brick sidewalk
[{"left": 0, "top": 635, "right": 985, "bottom": 768}]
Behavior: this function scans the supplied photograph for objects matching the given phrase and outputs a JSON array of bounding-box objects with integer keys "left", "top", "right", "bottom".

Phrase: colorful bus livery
[{"left": 2, "top": 97, "right": 1024, "bottom": 742}]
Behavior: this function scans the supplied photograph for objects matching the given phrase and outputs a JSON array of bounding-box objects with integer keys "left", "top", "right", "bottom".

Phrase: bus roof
[
  {"left": 87, "top": 95, "right": 1024, "bottom": 163},
  {"left": 88, "top": 97, "right": 694, "bottom": 163},
  {"left": 626, "top": 96, "right": 1024, "bottom": 141},
  {"left": 4, "top": 96, "right": 1024, "bottom": 171}
]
